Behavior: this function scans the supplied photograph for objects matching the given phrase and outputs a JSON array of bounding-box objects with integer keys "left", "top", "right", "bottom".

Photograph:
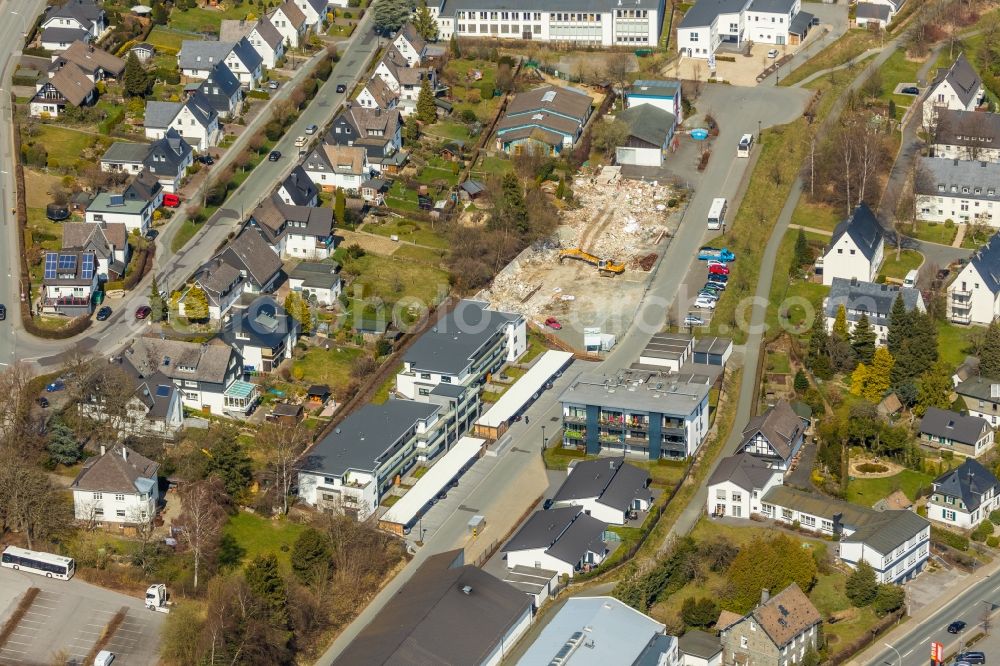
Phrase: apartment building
[{"left": 916, "top": 156, "right": 1000, "bottom": 226}]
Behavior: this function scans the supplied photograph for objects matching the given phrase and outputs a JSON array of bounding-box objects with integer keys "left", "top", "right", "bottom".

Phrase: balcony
[
  {"left": 564, "top": 413, "right": 587, "bottom": 425},
  {"left": 598, "top": 432, "right": 622, "bottom": 444},
  {"left": 951, "top": 311, "right": 972, "bottom": 324},
  {"left": 626, "top": 421, "right": 649, "bottom": 431},
  {"left": 564, "top": 429, "right": 586, "bottom": 440}
]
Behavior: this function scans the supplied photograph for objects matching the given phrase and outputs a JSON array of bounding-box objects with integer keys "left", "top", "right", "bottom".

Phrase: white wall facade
[
  {"left": 929, "top": 487, "right": 999, "bottom": 529},
  {"left": 297, "top": 470, "right": 379, "bottom": 521},
  {"left": 678, "top": 26, "right": 717, "bottom": 58},
  {"left": 616, "top": 145, "right": 663, "bottom": 167},
  {"left": 73, "top": 485, "right": 158, "bottom": 525},
  {"left": 435, "top": 7, "right": 660, "bottom": 46},
  {"left": 917, "top": 192, "right": 1000, "bottom": 226},
  {"left": 289, "top": 277, "right": 341, "bottom": 305},
  {"left": 305, "top": 167, "right": 365, "bottom": 191},
  {"left": 821, "top": 235, "right": 884, "bottom": 285},
  {"left": 933, "top": 143, "right": 1000, "bottom": 163},
  {"left": 924, "top": 78, "right": 985, "bottom": 126},
  {"left": 505, "top": 546, "right": 604, "bottom": 578},
  {"left": 225, "top": 51, "right": 263, "bottom": 89},
  {"left": 840, "top": 525, "right": 930, "bottom": 584},
  {"left": 147, "top": 105, "right": 220, "bottom": 152},
  {"left": 481, "top": 608, "right": 533, "bottom": 666},
  {"left": 707, "top": 475, "right": 783, "bottom": 519},
  {"left": 85, "top": 205, "right": 153, "bottom": 235},
  {"left": 948, "top": 261, "right": 1000, "bottom": 325},
  {"left": 744, "top": 0, "right": 799, "bottom": 45},
  {"left": 285, "top": 232, "right": 332, "bottom": 260}
]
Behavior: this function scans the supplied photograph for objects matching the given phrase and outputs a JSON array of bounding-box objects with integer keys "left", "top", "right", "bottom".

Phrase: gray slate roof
[
  {"left": 679, "top": 0, "right": 752, "bottom": 29},
  {"left": 824, "top": 277, "right": 923, "bottom": 325},
  {"left": 178, "top": 40, "right": 237, "bottom": 70},
  {"left": 956, "top": 374, "right": 1000, "bottom": 403},
  {"left": 223, "top": 298, "right": 297, "bottom": 352},
  {"left": 48, "top": 0, "right": 104, "bottom": 29},
  {"left": 71, "top": 444, "right": 158, "bottom": 494},
  {"left": 678, "top": 630, "right": 722, "bottom": 660},
  {"left": 281, "top": 166, "right": 319, "bottom": 206},
  {"left": 748, "top": 0, "right": 796, "bottom": 13},
  {"left": 144, "top": 101, "right": 182, "bottom": 129},
  {"left": 214, "top": 228, "right": 283, "bottom": 289},
  {"left": 298, "top": 400, "right": 440, "bottom": 477},
  {"left": 127, "top": 337, "right": 236, "bottom": 384},
  {"left": 789, "top": 10, "right": 814, "bottom": 34},
  {"left": 102, "top": 141, "right": 151, "bottom": 164},
  {"left": 41, "top": 27, "right": 90, "bottom": 45},
  {"left": 196, "top": 62, "right": 242, "bottom": 115},
  {"left": 552, "top": 457, "right": 651, "bottom": 512},
  {"left": 618, "top": 104, "right": 676, "bottom": 148},
  {"left": 288, "top": 261, "right": 340, "bottom": 289},
  {"left": 934, "top": 458, "right": 1000, "bottom": 510},
  {"left": 917, "top": 156, "right": 1000, "bottom": 205},
  {"left": 708, "top": 452, "right": 779, "bottom": 492},
  {"left": 932, "top": 53, "right": 982, "bottom": 109},
  {"left": 855, "top": 3, "right": 892, "bottom": 21},
  {"left": 145, "top": 128, "right": 192, "bottom": 176},
  {"left": 967, "top": 231, "right": 1000, "bottom": 294},
  {"left": 404, "top": 300, "right": 522, "bottom": 375},
  {"left": 503, "top": 506, "right": 581, "bottom": 551},
  {"left": 560, "top": 367, "right": 711, "bottom": 417},
  {"left": 828, "top": 203, "right": 884, "bottom": 262},
  {"left": 545, "top": 512, "right": 608, "bottom": 565},
  {"left": 935, "top": 109, "right": 1000, "bottom": 150},
  {"left": 740, "top": 400, "right": 805, "bottom": 462},
  {"left": 919, "top": 407, "right": 990, "bottom": 446}
]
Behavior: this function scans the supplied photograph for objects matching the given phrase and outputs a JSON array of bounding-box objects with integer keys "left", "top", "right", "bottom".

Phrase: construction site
[{"left": 482, "top": 167, "right": 686, "bottom": 349}]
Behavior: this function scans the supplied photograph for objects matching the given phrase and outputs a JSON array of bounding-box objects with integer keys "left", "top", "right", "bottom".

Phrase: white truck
[{"left": 145, "top": 584, "right": 171, "bottom": 613}]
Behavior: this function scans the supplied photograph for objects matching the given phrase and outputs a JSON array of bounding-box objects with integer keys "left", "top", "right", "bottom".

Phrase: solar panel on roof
[
  {"left": 541, "top": 90, "right": 556, "bottom": 102},
  {"left": 155, "top": 385, "right": 171, "bottom": 398},
  {"left": 58, "top": 254, "right": 77, "bottom": 271},
  {"left": 109, "top": 194, "right": 125, "bottom": 206},
  {"left": 80, "top": 254, "right": 95, "bottom": 280},
  {"left": 44, "top": 253, "right": 58, "bottom": 279}
]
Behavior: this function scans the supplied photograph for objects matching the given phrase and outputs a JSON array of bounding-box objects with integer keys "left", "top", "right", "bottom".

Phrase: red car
[
  {"left": 545, "top": 317, "right": 562, "bottom": 330},
  {"left": 708, "top": 264, "right": 730, "bottom": 276},
  {"left": 162, "top": 193, "right": 181, "bottom": 208},
  {"left": 135, "top": 305, "right": 152, "bottom": 320}
]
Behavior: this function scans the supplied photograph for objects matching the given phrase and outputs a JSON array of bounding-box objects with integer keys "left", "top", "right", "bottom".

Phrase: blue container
[{"left": 690, "top": 128, "right": 709, "bottom": 140}]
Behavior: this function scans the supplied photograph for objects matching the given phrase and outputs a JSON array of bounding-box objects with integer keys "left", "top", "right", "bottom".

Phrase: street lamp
[
  {"left": 883, "top": 643, "right": 901, "bottom": 666},
  {"left": 541, "top": 425, "right": 547, "bottom": 451}
]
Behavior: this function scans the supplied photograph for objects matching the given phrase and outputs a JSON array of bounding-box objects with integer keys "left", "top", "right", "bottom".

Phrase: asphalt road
[{"left": 0, "top": 10, "right": 379, "bottom": 368}]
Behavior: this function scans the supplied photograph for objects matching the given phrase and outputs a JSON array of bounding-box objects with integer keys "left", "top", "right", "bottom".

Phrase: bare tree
[
  {"left": 177, "top": 479, "right": 228, "bottom": 590},
  {"left": 77, "top": 362, "right": 140, "bottom": 443},
  {"left": 0, "top": 364, "right": 37, "bottom": 446},
  {"left": 259, "top": 422, "right": 310, "bottom": 515},
  {"left": 0, "top": 454, "right": 71, "bottom": 548},
  {"left": 604, "top": 52, "right": 633, "bottom": 95}
]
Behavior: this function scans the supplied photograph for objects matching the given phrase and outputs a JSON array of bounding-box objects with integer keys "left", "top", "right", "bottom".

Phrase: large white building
[
  {"left": 550, "top": 457, "right": 654, "bottom": 525},
  {"left": 824, "top": 278, "right": 926, "bottom": 344},
  {"left": 928, "top": 458, "right": 1000, "bottom": 530},
  {"left": 819, "top": 203, "right": 885, "bottom": 286},
  {"left": 932, "top": 109, "right": 1000, "bottom": 163},
  {"left": 916, "top": 156, "right": 1000, "bottom": 227},
  {"left": 706, "top": 452, "right": 783, "bottom": 519},
  {"left": 501, "top": 506, "right": 609, "bottom": 577},
  {"left": 71, "top": 444, "right": 159, "bottom": 526},
  {"left": 429, "top": 0, "right": 665, "bottom": 47},
  {"left": 923, "top": 54, "right": 984, "bottom": 127},
  {"left": 677, "top": 0, "right": 813, "bottom": 59},
  {"left": 949, "top": 232, "right": 1000, "bottom": 325}
]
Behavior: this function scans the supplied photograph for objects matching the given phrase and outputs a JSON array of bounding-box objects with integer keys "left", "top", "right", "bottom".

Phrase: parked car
[
  {"left": 135, "top": 305, "right": 152, "bottom": 320},
  {"left": 197, "top": 154, "right": 214, "bottom": 165},
  {"left": 708, "top": 264, "right": 730, "bottom": 275},
  {"left": 545, "top": 317, "right": 562, "bottom": 330},
  {"left": 767, "top": 48, "right": 779, "bottom": 58},
  {"left": 268, "top": 150, "right": 281, "bottom": 161},
  {"left": 704, "top": 281, "right": 726, "bottom": 291},
  {"left": 37, "top": 396, "right": 49, "bottom": 408},
  {"left": 901, "top": 86, "right": 920, "bottom": 95},
  {"left": 542, "top": 498, "right": 554, "bottom": 510},
  {"left": 336, "top": 84, "right": 347, "bottom": 93},
  {"left": 697, "top": 291, "right": 719, "bottom": 301},
  {"left": 96, "top": 306, "right": 112, "bottom": 321},
  {"left": 45, "top": 380, "right": 65, "bottom": 393},
  {"left": 162, "top": 193, "right": 181, "bottom": 208},
  {"left": 144, "top": 229, "right": 159, "bottom": 240},
  {"left": 684, "top": 314, "right": 705, "bottom": 326},
  {"left": 267, "top": 80, "right": 279, "bottom": 90},
  {"left": 955, "top": 652, "right": 985, "bottom": 664},
  {"left": 705, "top": 260, "right": 727, "bottom": 268},
  {"left": 707, "top": 273, "right": 729, "bottom": 284},
  {"left": 698, "top": 247, "right": 736, "bottom": 262},
  {"left": 694, "top": 297, "right": 717, "bottom": 310},
  {"left": 948, "top": 620, "right": 967, "bottom": 634},
  {"left": 305, "top": 124, "right": 318, "bottom": 135},
  {"left": 0, "top": 304, "right": 5, "bottom": 321},
  {"left": 295, "top": 136, "right": 307, "bottom": 148}
]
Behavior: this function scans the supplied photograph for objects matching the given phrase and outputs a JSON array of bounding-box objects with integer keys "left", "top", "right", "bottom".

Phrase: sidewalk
[{"left": 953, "top": 223, "right": 966, "bottom": 248}]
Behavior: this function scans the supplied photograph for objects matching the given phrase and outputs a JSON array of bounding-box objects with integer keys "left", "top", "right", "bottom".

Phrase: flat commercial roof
[
  {"left": 476, "top": 351, "right": 573, "bottom": 429},
  {"left": 380, "top": 436, "right": 485, "bottom": 527}
]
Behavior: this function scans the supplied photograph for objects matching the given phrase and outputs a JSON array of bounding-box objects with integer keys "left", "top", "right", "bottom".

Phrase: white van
[
  {"left": 903, "top": 269, "right": 918, "bottom": 288},
  {"left": 737, "top": 133, "right": 754, "bottom": 157},
  {"left": 708, "top": 198, "right": 727, "bottom": 230},
  {"left": 94, "top": 651, "right": 115, "bottom": 666}
]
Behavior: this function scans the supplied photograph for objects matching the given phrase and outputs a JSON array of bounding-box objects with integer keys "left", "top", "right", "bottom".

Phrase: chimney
[
  {"left": 461, "top": 585, "right": 473, "bottom": 595},
  {"left": 761, "top": 588, "right": 770, "bottom": 605},
  {"left": 100, "top": 444, "right": 106, "bottom": 456}
]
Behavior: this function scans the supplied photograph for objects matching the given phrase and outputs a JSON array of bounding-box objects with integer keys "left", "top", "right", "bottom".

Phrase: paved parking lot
[{"left": 0, "top": 567, "right": 164, "bottom": 665}]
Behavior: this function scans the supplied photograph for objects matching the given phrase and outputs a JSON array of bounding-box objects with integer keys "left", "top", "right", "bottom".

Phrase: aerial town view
[{"left": 2, "top": 0, "right": 1000, "bottom": 664}]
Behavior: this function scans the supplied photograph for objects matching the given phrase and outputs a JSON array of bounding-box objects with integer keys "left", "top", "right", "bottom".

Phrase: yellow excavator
[{"left": 558, "top": 248, "right": 625, "bottom": 276}]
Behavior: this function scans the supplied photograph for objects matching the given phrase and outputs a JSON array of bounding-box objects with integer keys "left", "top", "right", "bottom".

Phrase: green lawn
[
  {"left": 767, "top": 351, "right": 791, "bottom": 374},
  {"left": 937, "top": 320, "right": 980, "bottom": 368},
  {"left": 472, "top": 154, "right": 514, "bottom": 177},
  {"left": 365, "top": 219, "right": 449, "bottom": 249},
  {"left": 962, "top": 224, "right": 995, "bottom": 250},
  {"left": 223, "top": 512, "right": 307, "bottom": 574},
  {"left": 343, "top": 253, "right": 450, "bottom": 307},
  {"left": 906, "top": 220, "right": 958, "bottom": 246},
  {"left": 543, "top": 445, "right": 588, "bottom": 470},
  {"left": 791, "top": 200, "right": 841, "bottom": 233},
  {"left": 417, "top": 165, "right": 460, "bottom": 187},
  {"left": 876, "top": 49, "right": 923, "bottom": 111},
  {"left": 146, "top": 26, "right": 187, "bottom": 54},
  {"left": 521, "top": 330, "right": 549, "bottom": 364},
  {"left": 845, "top": 469, "right": 934, "bottom": 508},
  {"left": 168, "top": 5, "right": 253, "bottom": 33},
  {"left": 781, "top": 29, "right": 881, "bottom": 87},
  {"left": 384, "top": 181, "right": 421, "bottom": 212},
  {"left": 370, "top": 363, "right": 401, "bottom": 404},
  {"left": 425, "top": 121, "right": 473, "bottom": 142},
  {"left": 393, "top": 244, "right": 446, "bottom": 265},
  {"left": 765, "top": 229, "right": 830, "bottom": 336},
  {"left": 292, "top": 346, "right": 364, "bottom": 387},
  {"left": 877, "top": 249, "right": 923, "bottom": 281},
  {"left": 29, "top": 125, "right": 98, "bottom": 166}
]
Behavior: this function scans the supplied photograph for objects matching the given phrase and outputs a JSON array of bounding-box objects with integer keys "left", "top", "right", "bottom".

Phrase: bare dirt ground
[{"left": 23, "top": 169, "right": 64, "bottom": 209}]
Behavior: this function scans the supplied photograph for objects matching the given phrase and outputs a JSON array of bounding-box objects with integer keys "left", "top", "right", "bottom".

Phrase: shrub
[
  {"left": 873, "top": 584, "right": 905, "bottom": 616},
  {"left": 989, "top": 509, "right": 1000, "bottom": 525},
  {"left": 932, "top": 526, "right": 969, "bottom": 551},
  {"left": 972, "top": 521, "right": 994, "bottom": 542},
  {"left": 856, "top": 462, "right": 888, "bottom": 474},
  {"left": 845, "top": 561, "right": 878, "bottom": 607},
  {"left": 988, "top": 536, "right": 1000, "bottom": 548}
]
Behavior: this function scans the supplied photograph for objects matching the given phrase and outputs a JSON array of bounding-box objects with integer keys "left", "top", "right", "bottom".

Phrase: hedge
[
  {"left": 932, "top": 526, "right": 969, "bottom": 552},
  {"left": 247, "top": 89, "right": 270, "bottom": 100},
  {"left": 22, "top": 314, "right": 92, "bottom": 340}
]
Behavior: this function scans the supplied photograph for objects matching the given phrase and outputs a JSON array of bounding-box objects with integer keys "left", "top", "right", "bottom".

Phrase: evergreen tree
[
  {"left": 46, "top": 417, "right": 81, "bottom": 465},
  {"left": 893, "top": 311, "right": 938, "bottom": 387},
  {"left": 417, "top": 76, "right": 436, "bottom": 124},
  {"left": 123, "top": 52, "right": 152, "bottom": 98},
  {"left": 413, "top": 0, "right": 439, "bottom": 40},
  {"left": 916, "top": 360, "right": 955, "bottom": 416},
  {"left": 555, "top": 177, "right": 566, "bottom": 200},
  {"left": 152, "top": 1, "right": 169, "bottom": 25},
  {"left": 292, "top": 528, "right": 332, "bottom": 584},
  {"left": 832, "top": 304, "right": 849, "bottom": 340},
  {"left": 334, "top": 188, "right": 346, "bottom": 226},
  {"left": 850, "top": 313, "right": 877, "bottom": 365},
  {"left": 863, "top": 347, "right": 894, "bottom": 403},
  {"left": 980, "top": 320, "right": 1000, "bottom": 378},
  {"left": 681, "top": 597, "right": 719, "bottom": 628},
  {"left": 491, "top": 172, "right": 529, "bottom": 234},
  {"left": 845, "top": 561, "right": 878, "bottom": 607},
  {"left": 850, "top": 363, "right": 869, "bottom": 397},
  {"left": 149, "top": 275, "right": 166, "bottom": 322},
  {"left": 807, "top": 313, "right": 832, "bottom": 379},
  {"left": 184, "top": 285, "right": 209, "bottom": 322},
  {"left": 373, "top": 0, "right": 414, "bottom": 35},
  {"left": 794, "top": 369, "right": 809, "bottom": 393},
  {"left": 404, "top": 117, "right": 419, "bottom": 143},
  {"left": 204, "top": 433, "right": 253, "bottom": 500},
  {"left": 873, "top": 583, "right": 905, "bottom": 616},
  {"left": 449, "top": 33, "right": 461, "bottom": 57},
  {"left": 244, "top": 554, "right": 288, "bottom": 627},
  {"left": 886, "top": 294, "right": 910, "bottom": 357},
  {"left": 793, "top": 228, "right": 810, "bottom": 269}
]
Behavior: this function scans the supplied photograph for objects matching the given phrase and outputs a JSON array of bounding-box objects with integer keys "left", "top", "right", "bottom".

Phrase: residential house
[
  {"left": 247, "top": 194, "right": 336, "bottom": 260},
  {"left": 706, "top": 452, "right": 784, "bottom": 518},
  {"left": 268, "top": 1, "right": 309, "bottom": 49},
  {"left": 101, "top": 142, "right": 153, "bottom": 177},
  {"left": 679, "top": 630, "right": 723, "bottom": 666},
  {"left": 355, "top": 75, "right": 399, "bottom": 112},
  {"left": 855, "top": 2, "right": 893, "bottom": 27},
  {"left": 919, "top": 407, "right": 995, "bottom": 458},
  {"left": 295, "top": 0, "right": 331, "bottom": 27},
  {"left": 501, "top": 506, "right": 609, "bottom": 577},
  {"left": 392, "top": 24, "right": 427, "bottom": 66},
  {"left": 677, "top": 0, "right": 812, "bottom": 59},
  {"left": 760, "top": 486, "right": 931, "bottom": 583},
  {"left": 615, "top": 103, "right": 676, "bottom": 167},
  {"left": 41, "top": 0, "right": 106, "bottom": 50},
  {"left": 327, "top": 105, "right": 404, "bottom": 174},
  {"left": 495, "top": 85, "right": 593, "bottom": 156},
  {"left": 372, "top": 46, "right": 436, "bottom": 116},
  {"left": 86, "top": 169, "right": 163, "bottom": 234},
  {"left": 719, "top": 584, "right": 822, "bottom": 666},
  {"left": 625, "top": 79, "right": 683, "bottom": 123},
  {"left": 178, "top": 39, "right": 263, "bottom": 89},
  {"left": 361, "top": 177, "right": 391, "bottom": 204},
  {"left": 277, "top": 165, "right": 320, "bottom": 207},
  {"left": 917, "top": 155, "right": 1000, "bottom": 227},
  {"left": 141, "top": 128, "right": 194, "bottom": 193},
  {"left": 928, "top": 458, "right": 1000, "bottom": 529},
  {"left": 29, "top": 62, "right": 95, "bottom": 118},
  {"left": 220, "top": 17, "right": 285, "bottom": 69},
  {"left": 79, "top": 356, "right": 184, "bottom": 437},
  {"left": 516, "top": 597, "right": 678, "bottom": 666},
  {"left": 334, "top": 549, "right": 532, "bottom": 666},
  {"left": 549, "top": 457, "right": 653, "bottom": 525},
  {"left": 824, "top": 278, "right": 926, "bottom": 344},
  {"left": 183, "top": 259, "right": 245, "bottom": 321},
  {"left": 288, "top": 261, "right": 341, "bottom": 305},
  {"left": 923, "top": 53, "right": 985, "bottom": 126},
  {"left": 61, "top": 222, "right": 129, "bottom": 281},
  {"left": 71, "top": 445, "right": 159, "bottom": 526},
  {"left": 932, "top": 109, "right": 1000, "bottom": 162},
  {"left": 223, "top": 298, "right": 299, "bottom": 374},
  {"left": 144, "top": 93, "right": 221, "bottom": 152},
  {"left": 213, "top": 228, "right": 284, "bottom": 295},
  {"left": 559, "top": 367, "right": 711, "bottom": 460},
  {"left": 297, "top": 399, "right": 448, "bottom": 519},
  {"left": 430, "top": 0, "right": 665, "bottom": 47},
  {"left": 124, "top": 337, "right": 259, "bottom": 416},
  {"left": 40, "top": 250, "right": 100, "bottom": 316},
  {"left": 819, "top": 203, "right": 886, "bottom": 286},
  {"left": 956, "top": 375, "right": 1000, "bottom": 424},
  {"left": 303, "top": 144, "right": 370, "bottom": 191},
  {"left": 738, "top": 400, "right": 807, "bottom": 471},
  {"left": 190, "top": 62, "right": 243, "bottom": 120},
  {"left": 949, "top": 232, "right": 1000, "bottom": 324},
  {"left": 50, "top": 41, "right": 125, "bottom": 81}
]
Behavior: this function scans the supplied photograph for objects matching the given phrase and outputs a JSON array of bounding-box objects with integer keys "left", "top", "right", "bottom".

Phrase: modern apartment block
[{"left": 558, "top": 368, "right": 711, "bottom": 460}]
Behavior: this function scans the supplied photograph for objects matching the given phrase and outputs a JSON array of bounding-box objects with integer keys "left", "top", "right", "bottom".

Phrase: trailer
[{"left": 697, "top": 247, "right": 735, "bottom": 262}]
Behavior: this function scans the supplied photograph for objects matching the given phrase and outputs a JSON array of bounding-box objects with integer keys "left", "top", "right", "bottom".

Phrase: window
[
  {"left": 95, "top": 508, "right": 104, "bottom": 516},
  {"left": 741, "top": 636, "right": 749, "bottom": 648},
  {"left": 92, "top": 492, "right": 103, "bottom": 500},
  {"left": 114, "top": 494, "right": 126, "bottom": 502},
  {"left": 944, "top": 509, "right": 957, "bottom": 521},
  {"left": 716, "top": 489, "right": 726, "bottom": 499},
  {"left": 782, "top": 508, "right": 794, "bottom": 520},
  {"left": 116, "top": 509, "right": 126, "bottom": 518},
  {"left": 418, "top": 388, "right": 430, "bottom": 396},
  {"left": 420, "top": 373, "right": 431, "bottom": 380},
  {"left": 689, "top": 32, "right": 699, "bottom": 42}
]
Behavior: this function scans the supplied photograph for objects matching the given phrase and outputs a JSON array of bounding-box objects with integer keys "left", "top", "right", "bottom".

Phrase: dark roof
[
  {"left": 966, "top": 231, "right": 1000, "bottom": 294},
  {"left": 855, "top": 1, "right": 892, "bottom": 20},
  {"left": 47, "top": 0, "right": 104, "bottom": 29},
  {"left": 678, "top": 629, "right": 722, "bottom": 660},
  {"left": 552, "top": 457, "right": 650, "bottom": 512},
  {"left": 71, "top": 444, "right": 158, "bottom": 494},
  {"left": 618, "top": 104, "right": 675, "bottom": 148},
  {"left": 545, "top": 512, "right": 609, "bottom": 564},
  {"left": 41, "top": 27, "right": 90, "bottom": 46},
  {"left": 919, "top": 407, "right": 991, "bottom": 446},
  {"left": 956, "top": 375, "right": 1000, "bottom": 403},
  {"left": 932, "top": 53, "right": 982, "bottom": 109},
  {"left": 828, "top": 203, "right": 885, "bottom": 262},
  {"left": 333, "top": 549, "right": 531, "bottom": 666},
  {"left": 42, "top": 249, "right": 98, "bottom": 286},
  {"left": 934, "top": 458, "right": 1000, "bottom": 510},
  {"left": 679, "top": 0, "right": 752, "bottom": 28},
  {"left": 789, "top": 10, "right": 814, "bottom": 34},
  {"left": 52, "top": 41, "right": 125, "bottom": 77},
  {"left": 298, "top": 400, "right": 441, "bottom": 477},
  {"left": 460, "top": 179, "right": 485, "bottom": 195},
  {"left": 504, "top": 506, "right": 581, "bottom": 551},
  {"left": 404, "top": 300, "right": 521, "bottom": 375},
  {"left": 271, "top": 403, "right": 303, "bottom": 417},
  {"left": 288, "top": 261, "right": 340, "bottom": 288},
  {"left": 396, "top": 24, "right": 427, "bottom": 55},
  {"left": 145, "top": 128, "right": 193, "bottom": 177},
  {"left": 223, "top": 299, "right": 297, "bottom": 352},
  {"left": 251, "top": 194, "right": 333, "bottom": 243},
  {"left": 824, "top": 277, "right": 923, "bottom": 325},
  {"left": 506, "top": 85, "right": 592, "bottom": 123},
  {"left": 708, "top": 452, "right": 779, "bottom": 491},
  {"left": 102, "top": 141, "right": 151, "bottom": 164},
  {"left": 307, "top": 384, "right": 330, "bottom": 398},
  {"left": 935, "top": 109, "right": 1000, "bottom": 150},
  {"left": 215, "top": 228, "right": 283, "bottom": 289},
  {"left": 196, "top": 62, "right": 242, "bottom": 114},
  {"left": 627, "top": 79, "right": 681, "bottom": 99},
  {"left": 846, "top": 509, "right": 930, "bottom": 555},
  {"left": 748, "top": 0, "right": 796, "bottom": 13},
  {"left": 230, "top": 37, "right": 263, "bottom": 71},
  {"left": 123, "top": 168, "right": 162, "bottom": 203},
  {"left": 280, "top": 166, "right": 318, "bottom": 206},
  {"left": 740, "top": 400, "right": 805, "bottom": 462}
]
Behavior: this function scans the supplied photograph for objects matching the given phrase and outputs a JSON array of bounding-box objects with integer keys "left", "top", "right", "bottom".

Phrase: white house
[
  {"left": 220, "top": 17, "right": 286, "bottom": 70},
  {"left": 223, "top": 300, "right": 299, "bottom": 374},
  {"left": 61, "top": 222, "right": 130, "bottom": 282},
  {"left": 296, "top": 0, "right": 331, "bottom": 27},
  {"left": 928, "top": 458, "right": 1000, "bottom": 530},
  {"left": 677, "top": 0, "right": 812, "bottom": 58},
  {"left": 743, "top": 0, "right": 802, "bottom": 46},
  {"left": 707, "top": 452, "right": 784, "bottom": 518},
  {"left": 372, "top": 46, "right": 436, "bottom": 116},
  {"left": 355, "top": 76, "right": 399, "bottom": 112},
  {"left": 615, "top": 103, "right": 676, "bottom": 167},
  {"left": 820, "top": 203, "right": 885, "bottom": 286},
  {"left": 824, "top": 278, "right": 926, "bottom": 344},
  {"left": 737, "top": 400, "right": 807, "bottom": 471},
  {"left": 501, "top": 506, "right": 609, "bottom": 577},
  {"left": 949, "top": 232, "right": 1000, "bottom": 324},
  {"left": 71, "top": 444, "right": 159, "bottom": 527},
  {"left": 303, "top": 144, "right": 369, "bottom": 191},
  {"left": 40, "top": 250, "right": 100, "bottom": 316},
  {"left": 550, "top": 457, "right": 653, "bottom": 525},
  {"left": 919, "top": 407, "right": 995, "bottom": 458},
  {"left": 179, "top": 39, "right": 263, "bottom": 89},
  {"left": 916, "top": 156, "right": 1000, "bottom": 227},
  {"left": 277, "top": 166, "right": 320, "bottom": 207},
  {"left": 78, "top": 361, "right": 185, "bottom": 438},
  {"left": 29, "top": 62, "right": 95, "bottom": 118},
  {"left": 679, "top": 631, "right": 723, "bottom": 666},
  {"left": 246, "top": 194, "right": 336, "bottom": 260},
  {"left": 932, "top": 109, "right": 1000, "bottom": 163},
  {"left": 855, "top": 0, "right": 906, "bottom": 27},
  {"left": 328, "top": 105, "right": 404, "bottom": 174},
  {"left": 923, "top": 54, "right": 985, "bottom": 126},
  {"left": 144, "top": 94, "right": 221, "bottom": 152},
  {"left": 392, "top": 24, "right": 427, "bottom": 66},
  {"left": 625, "top": 79, "right": 683, "bottom": 123},
  {"left": 41, "top": 0, "right": 106, "bottom": 50},
  {"left": 288, "top": 261, "right": 341, "bottom": 306},
  {"left": 268, "top": 1, "right": 309, "bottom": 49},
  {"left": 85, "top": 169, "right": 163, "bottom": 234},
  {"left": 194, "top": 62, "right": 245, "bottom": 121},
  {"left": 761, "top": 485, "right": 931, "bottom": 583},
  {"left": 956, "top": 375, "right": 1000, "bottom": 425}
]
